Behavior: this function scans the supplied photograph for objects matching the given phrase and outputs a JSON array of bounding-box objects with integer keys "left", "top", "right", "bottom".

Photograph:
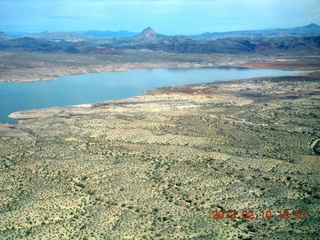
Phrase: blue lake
[{"left": 0, "top": 67, "right": 302, "bottom": 123}]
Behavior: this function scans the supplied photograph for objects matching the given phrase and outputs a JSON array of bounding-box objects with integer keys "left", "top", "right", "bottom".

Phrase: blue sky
[{"left": 1, "top": 0, "right": 320, "bottom": 35}]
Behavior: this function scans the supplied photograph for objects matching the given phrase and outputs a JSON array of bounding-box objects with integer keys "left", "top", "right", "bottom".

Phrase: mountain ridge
[
  {"left": 1, "top": 24, "right": 320, "bottom": 55},
  {"left": 3, "top": 23, "right": 320, "bottom": 40},
  {"left": 83, "top": 30, "right": 137, "bottom": 38},
  {"left": 193, "top": 23, "right": 320, "bottom": 40}
]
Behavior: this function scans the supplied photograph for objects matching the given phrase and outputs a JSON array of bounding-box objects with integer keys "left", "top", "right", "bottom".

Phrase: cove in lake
[{"left": 0, "top": 67, "right": 302, "bottom": 124}]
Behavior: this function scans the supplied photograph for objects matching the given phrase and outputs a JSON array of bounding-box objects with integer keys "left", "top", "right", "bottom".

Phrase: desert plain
[{"left": 0, "top": 50, "right": 319, "bottom": 239}]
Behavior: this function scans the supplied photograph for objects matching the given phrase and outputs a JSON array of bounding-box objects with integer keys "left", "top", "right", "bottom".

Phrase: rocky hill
[{"left": 132, "top": 27, "right": 165, "bottom": 41}]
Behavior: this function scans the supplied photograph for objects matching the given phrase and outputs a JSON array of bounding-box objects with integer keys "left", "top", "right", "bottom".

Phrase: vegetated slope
[{"left": 1, "top": 73, "right": 319, "bottom": 239}]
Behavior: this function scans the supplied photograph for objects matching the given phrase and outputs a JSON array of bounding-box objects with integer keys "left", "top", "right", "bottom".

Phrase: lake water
[{"left": 0, "top": 67, "right": 302, "bottom": 124}]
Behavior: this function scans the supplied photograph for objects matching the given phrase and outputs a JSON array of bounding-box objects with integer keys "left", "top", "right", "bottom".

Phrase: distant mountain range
[
  {"left": 3, "top": 23, "right": 320, "bottom": 40},
  {"left": 21, "top": 30, "right": 139, "bottom": 40},
  {"left": 1, "top": 24, "right": 320, "bottom": 55},
  {"left": 3, "top": 30, "right": 138, "bottom": 40},
  {"left": 83, "top": 30, "right": 137, "bottom": 38},
  {"left": 193, "top": 23, "right": 320, "bottom": 40}
]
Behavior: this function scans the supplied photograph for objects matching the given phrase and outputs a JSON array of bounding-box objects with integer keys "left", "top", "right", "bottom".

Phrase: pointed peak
[
  {"left": 140, "top": 27, "right": 157, "bottom": 37},
  {"left": 144, "top": 27, "right": 154, "bottom": 31},
  {"left": 133, "top": 27, "right": 159, "bottom": 40}
]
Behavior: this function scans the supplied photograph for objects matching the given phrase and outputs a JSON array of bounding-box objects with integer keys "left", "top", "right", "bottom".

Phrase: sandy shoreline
[
  {"left": 1, "top": 51, "right": 319, "bottom": 84},
  {"left": 3, "top": 61, "right": 318, "bottom": 124},
  {"left": 3, "top": 61, "right": 318, "bottom": 84}
]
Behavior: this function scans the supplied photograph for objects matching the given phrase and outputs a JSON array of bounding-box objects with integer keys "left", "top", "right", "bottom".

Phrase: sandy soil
[{"left": 0, "top": 51, "right": 319, "bottom": 239}]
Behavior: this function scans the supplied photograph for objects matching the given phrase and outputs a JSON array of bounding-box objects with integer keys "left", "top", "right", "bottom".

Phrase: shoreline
[
  {"left": 1, "top": 50, "right": 320, "bottom": 84},
  {"left": 5, "top": 67, "right": 312, "bottom": 124},
  {"left": 8, "top": 69, "right": 320, "bottom": 124},
  {"left": 1, "top": 50, "right": 319, "bottom": 124},
  {"left": 1, "top": 62, "right": 317, "bottom": 84}
]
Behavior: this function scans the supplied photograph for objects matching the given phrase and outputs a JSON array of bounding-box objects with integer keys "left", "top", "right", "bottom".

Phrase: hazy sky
[{"left": 1, "top": 0, "right": 320, "bottom": 35}]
